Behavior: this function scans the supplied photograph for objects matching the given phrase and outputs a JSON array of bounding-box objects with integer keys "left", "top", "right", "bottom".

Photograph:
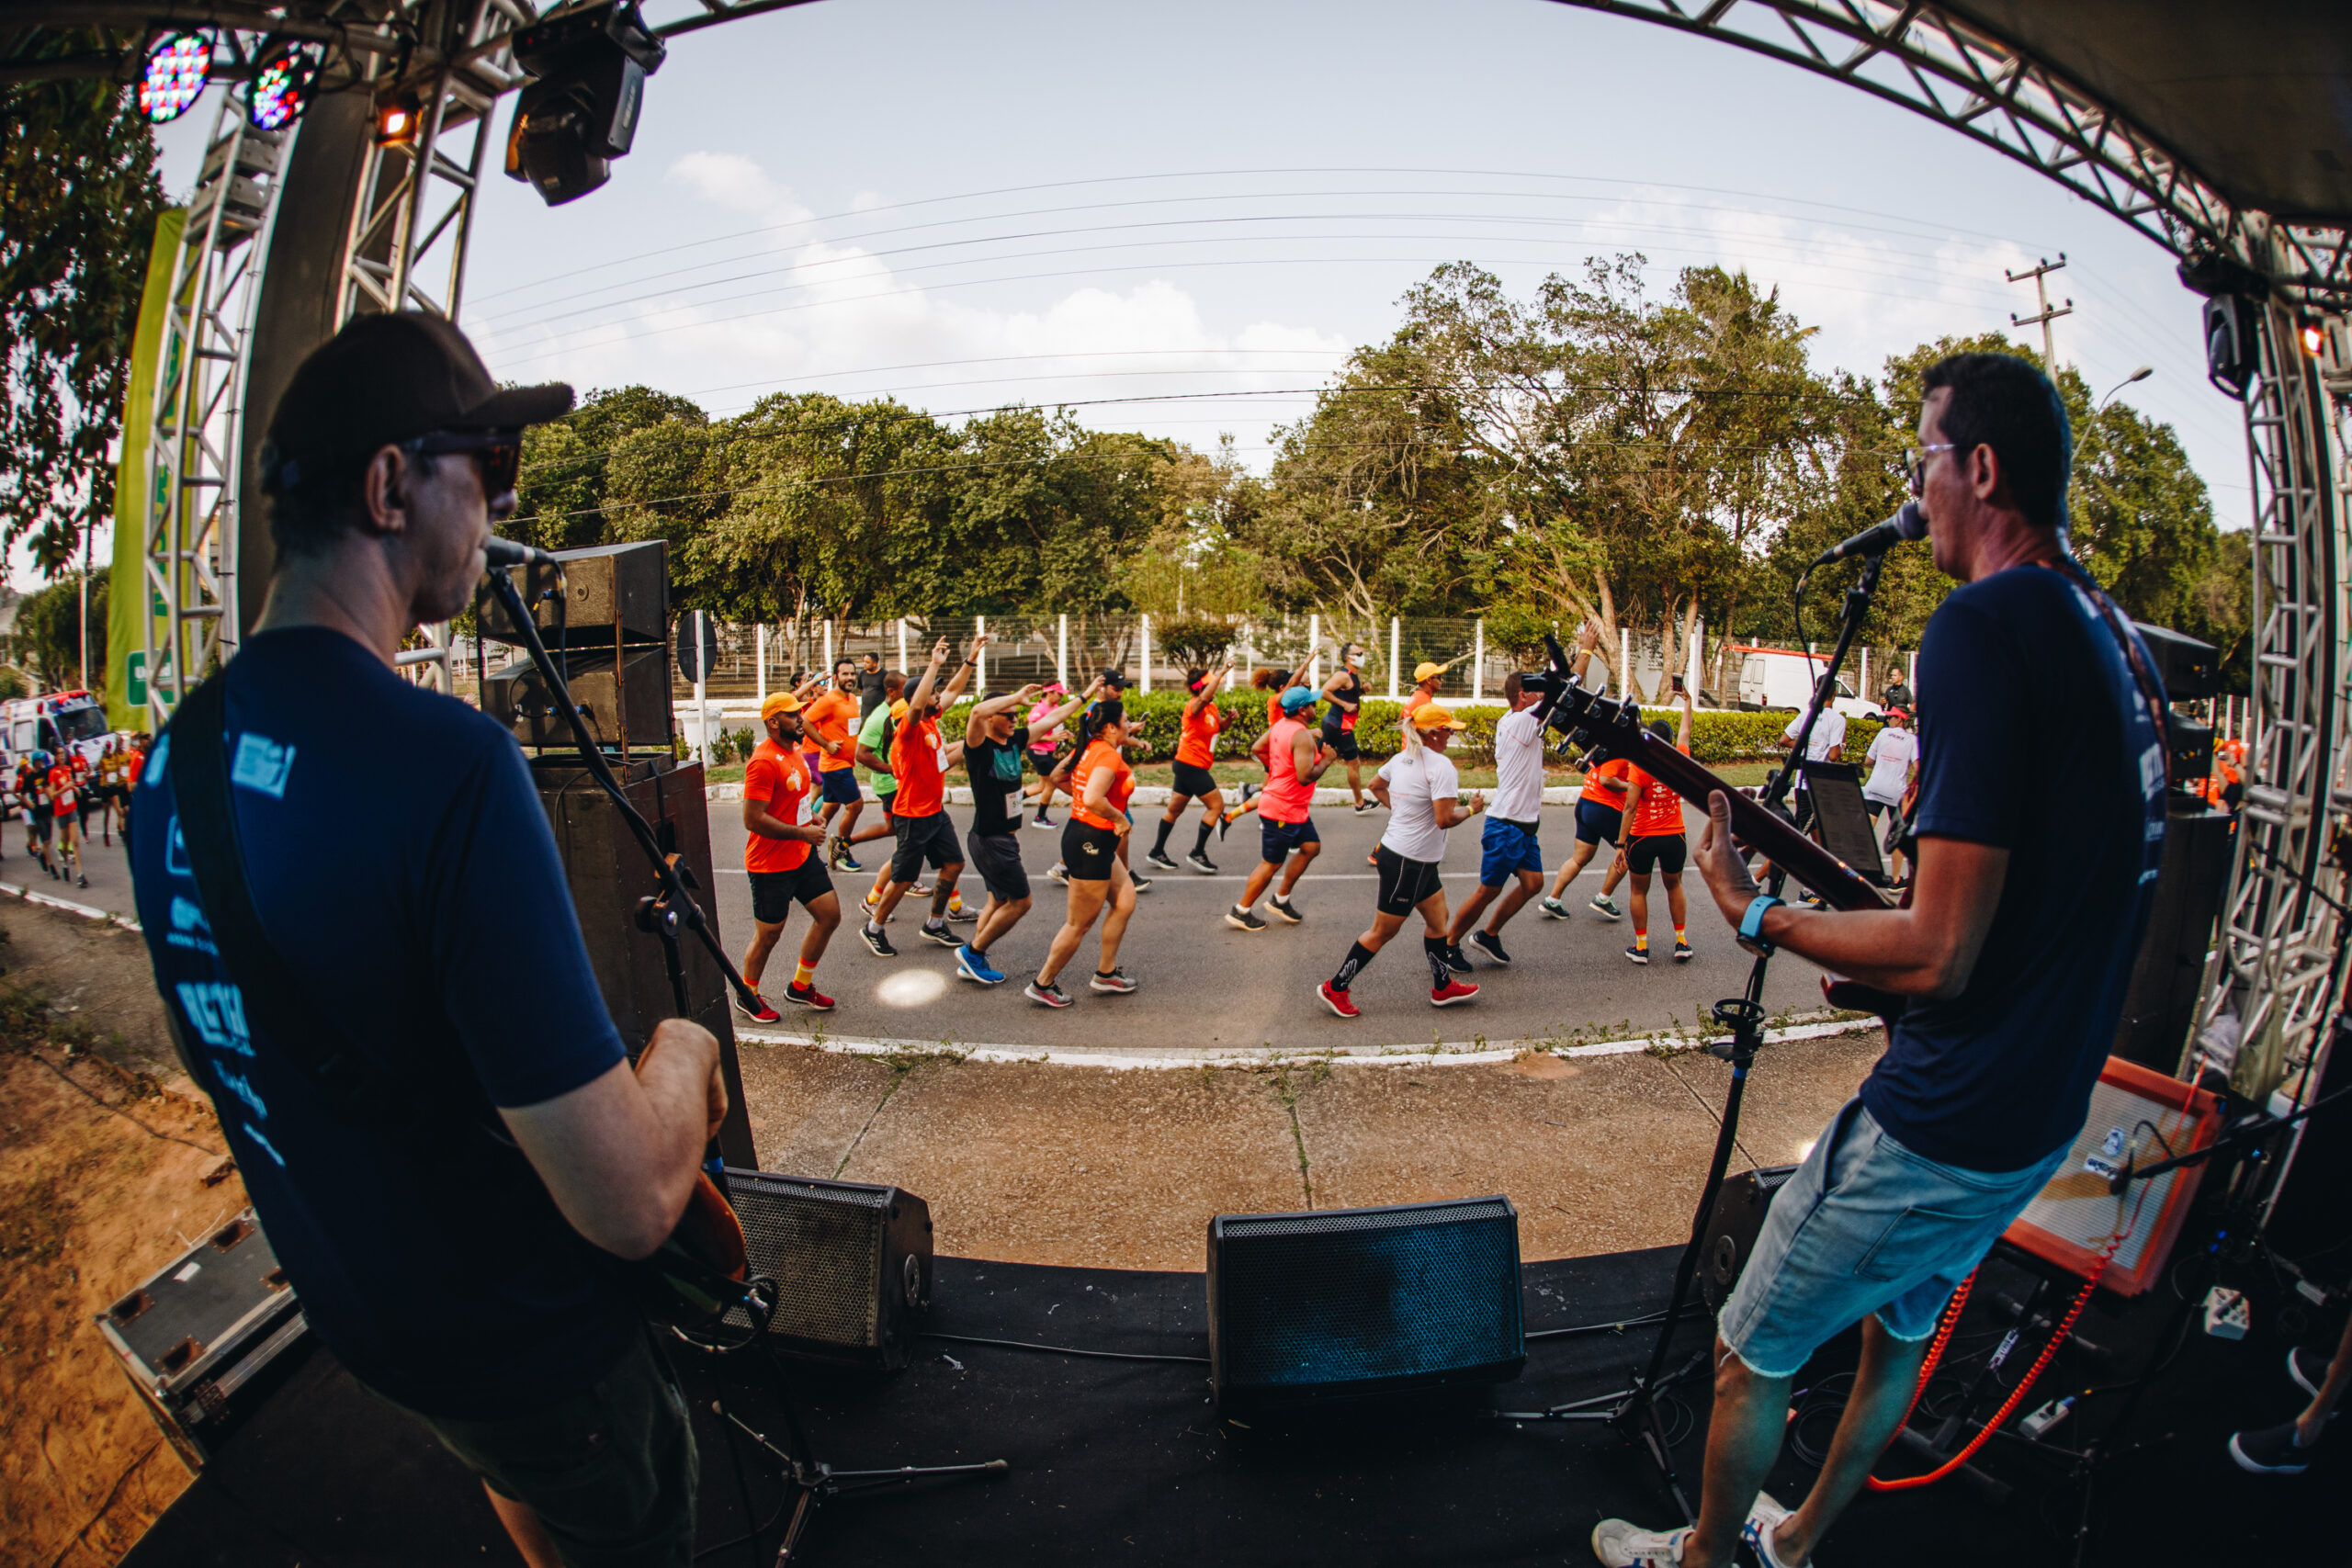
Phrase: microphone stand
[
  {"left": 481, "top": 565, "right": 1007, "bottom": 1564},
  {"left": 1497, "top": 554, "right": 1891, "bottom": 1529}
]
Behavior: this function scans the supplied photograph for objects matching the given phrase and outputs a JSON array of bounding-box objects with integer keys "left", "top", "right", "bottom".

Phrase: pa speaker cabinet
[
  {"left": 2111, "top": 800, "right": 2235, "bottom": 1073},
  {"left": 1206, "top": 1196, "right": 1524, "bottom": 1411},
  {"left": 475, "top": 539, "right": 669, "bottom": 649},
  {"left": 486, "top": 647, "right": 672, "bottom": 751},
  {"left": 720, "top": 1170, "right": 933, "bottom": 1369},
  {"left": 1700, "top": 1165, "right": 1801, "bottom": 1313},
  {"left": 529, "top": 755, "right": 754, "bottom": 1168}
]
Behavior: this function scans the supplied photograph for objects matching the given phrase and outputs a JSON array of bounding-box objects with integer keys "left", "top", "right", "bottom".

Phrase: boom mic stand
[
  {"left": 481, "top": 564, "right": 1007, "bottom": 1565},
  {"left": 1497, "top": 555, "right": 1890, "bottom": 1527}
]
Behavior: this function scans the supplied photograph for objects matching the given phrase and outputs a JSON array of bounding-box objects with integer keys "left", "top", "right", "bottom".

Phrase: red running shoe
[
  {"left": 1317, "top": 981, "right": 1361, "bottom": 1019},
  {"left": 734, "top": 990, "right": 782, "bottom": 1024},
  {"left": 1430, "top": 978, "right": 1480, "bottom": 1008},
  {"left": 784, "top": 983, "right": 836, "bottom": 1012}
]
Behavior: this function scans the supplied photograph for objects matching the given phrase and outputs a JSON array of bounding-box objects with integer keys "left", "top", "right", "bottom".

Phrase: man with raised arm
[{"left": 859, "top": 632, "right": 985, "bottom": 957}]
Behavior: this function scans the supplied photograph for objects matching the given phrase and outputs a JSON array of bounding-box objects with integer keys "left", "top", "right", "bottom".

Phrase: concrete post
[
  {"left": 1139, "top": 614, "right": 1151, "bottom": 694},
  {"left": 693, "top": 609, "right": 707, "bottom": 764},
  {"left": 1307, "top": 614, "right": 1320, "bottom": 686},
  {"left": 755, "top": 624, "right": 765, "bottom": 705},
  {"left": 974, "top": 615, "right": 986, "bottom": 698},
  {"left": 1473, "top": 619, "right": 1486, "bottom": 703},
  {"left": 897, "top": 616, "right": 909, "bottom": 674},
  {"left": 1619, "top": 627, "right": 1632, "bottom": 703},
  {"left": 822, "top": 618, "right": 833, "bottom": 676},
  {"left": 1388, "top": 615, "right": 1401, "bottom": 699}
]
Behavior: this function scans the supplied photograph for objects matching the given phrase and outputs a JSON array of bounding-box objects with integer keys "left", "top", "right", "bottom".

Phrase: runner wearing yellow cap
[
  {"left": 1403, "top": 660, "right": 1447, "bottom": 717},
  {"left": 739, "top": 692, "right": 840, "bottom": 1017},
  {"left": 1318, "top": 704, "right": 1484, "bottom": 1016}
]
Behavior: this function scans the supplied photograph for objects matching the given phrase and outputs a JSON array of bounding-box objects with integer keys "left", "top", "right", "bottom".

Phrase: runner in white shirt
[
  {"left": 1861, "top": 706, "right": 1920, "bottom": 883},
  {"left": 1318, "top": 705, "right": 1487, "bottom": 1019},
  {"left": 1780, "top": 700, "right": 1847, "bottom": 762},
  {"left": 1443, "top": 671, "right": 1551, "bottom": 971}
]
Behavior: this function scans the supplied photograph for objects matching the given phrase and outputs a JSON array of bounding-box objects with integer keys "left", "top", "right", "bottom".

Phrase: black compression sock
[
  {"left": 1153, "top": 817, "right": 1175, "bottom": 854},
  {"left": 1424, "top": 935, "right": 1453, "bottom": 989},
  {"left": 1194, "top": 820, "right": 1214, "bottom": 855},
  {"left": 1331, "top": 941, "right": 1374, "bottom": 992}
]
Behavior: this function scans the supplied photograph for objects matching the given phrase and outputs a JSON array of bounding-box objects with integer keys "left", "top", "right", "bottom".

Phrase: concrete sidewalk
[{"left": 731, "top": 1024, "right": 1883, "bottom": 1270}]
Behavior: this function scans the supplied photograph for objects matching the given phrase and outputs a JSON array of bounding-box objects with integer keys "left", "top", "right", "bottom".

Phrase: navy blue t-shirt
[
  {"left": 1859, "top": 565, "right": 2166, "bottom": 1174},
  {"left": 131, "top": 626, "right": 635, "bottom": 1418}
]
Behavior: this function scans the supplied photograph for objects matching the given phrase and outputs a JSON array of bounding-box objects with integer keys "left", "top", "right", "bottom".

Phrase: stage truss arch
[{"left": 102, "top": 0, "right": 2352, "bottom": 1103}]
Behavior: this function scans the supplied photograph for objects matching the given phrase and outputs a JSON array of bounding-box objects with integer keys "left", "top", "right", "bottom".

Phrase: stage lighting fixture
[
  {"left": 375, "top": 88, "right": 422, "bottom": 145},
  {"left": 138, "top": 31, "right": 211, "bottom": 124},
  {"left": 246, "top": 41, "right": 320, "bottom": 131},
  {"left": 2302, "top": 323, "right": 2326, "bottom": 357},
  {"left": 503, "top": 0, "right": 667, "bottom": 207}
]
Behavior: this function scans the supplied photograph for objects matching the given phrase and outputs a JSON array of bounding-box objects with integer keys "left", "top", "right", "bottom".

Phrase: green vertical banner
[{"left": 107, "top": 207, "right": 186, "bottom": 731}]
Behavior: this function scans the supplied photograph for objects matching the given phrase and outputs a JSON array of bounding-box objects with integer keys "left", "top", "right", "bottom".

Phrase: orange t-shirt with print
[
  {"left": 1581, "top": 756, "right": 1634, "bottom": 811},
  {"left": 889, "top": 713, "right": 948, "bottom": 818},
  {"left": 1626, "top": 744, "right": 1690, "bottom": 839},
  {"left": 743, "top": 738, "right": 815, "bottom": 872},
  {"left": 1176, "top": 697, "right": 1222, "bottom": 769},
  {"left": 1070, "top": 739, "right": 1134, "bottom": 830},
  {"left": 805, "top": 689, "right": 859, "bottom": 772}
]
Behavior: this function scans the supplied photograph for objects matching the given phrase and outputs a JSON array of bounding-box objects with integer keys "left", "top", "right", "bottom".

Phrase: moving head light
[{"left": 504, "top": 1, "right": 666, "bottom": 207}]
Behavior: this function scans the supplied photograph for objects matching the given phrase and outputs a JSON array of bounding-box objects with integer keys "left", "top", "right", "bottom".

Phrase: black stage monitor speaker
[
  {"left": 1206, "top": 1196, "right": 1524, "bottom": 1411},
  {"left": 720, "top": 1170, "right": 933, "bottom": 1370},
  {"left": 2132, "top": 621, "right": 2220, "bottom": 704},
  {"left": 1700, "top": 1166, "right": 1801, "bottom": 1312},
  {"left": 2111, "top": 799, "right": 2234, "bottom": 1073},
  {"left": 486, "top": 647, "right": 672, "bottom": 750},
  {"left": 477, "top": 539, "right": 669, "bottom": 649}
]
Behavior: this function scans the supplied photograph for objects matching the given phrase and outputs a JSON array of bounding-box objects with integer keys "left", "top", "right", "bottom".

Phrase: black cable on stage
[{"left": 921, "top": 1331, "right": 1210, "bottom": 1366}]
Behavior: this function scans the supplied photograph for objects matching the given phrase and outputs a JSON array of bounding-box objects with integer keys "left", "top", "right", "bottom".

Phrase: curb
[
  {"left": 0, "top": 881, "right": 141, "bottom": 932},
  {"left": 731, "top": 1016, "right": 1869, "bottom": 1071}
]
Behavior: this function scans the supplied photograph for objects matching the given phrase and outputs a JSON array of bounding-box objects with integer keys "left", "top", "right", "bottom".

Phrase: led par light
[
  {"left": 138, "top": 31, "right": 211, "bottom": 124},
  {"left": 503, "top": 0, "right": 666, "bottom": 207},
  {"left": 375, "top": 88, "right": 423, "bottom": 145},
  {"left": 246, "top": 40, "right": 320, "bottom": 131}
]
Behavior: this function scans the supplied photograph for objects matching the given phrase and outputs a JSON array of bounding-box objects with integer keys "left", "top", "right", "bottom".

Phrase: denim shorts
[
  {"left": 1718, "top": 1099, "right": 2067, "bottom": 1379},
  {"left": 1478, "top": 817, "right": 1543, "bottom": 885}
]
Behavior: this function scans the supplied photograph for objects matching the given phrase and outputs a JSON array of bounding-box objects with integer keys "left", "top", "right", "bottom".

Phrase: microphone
[
  {"left": 1808, "top": 501, "right": 1927, "bottom": 569},
  {"left": 482, "top": 536, "right": 555, "bottom": 570}
]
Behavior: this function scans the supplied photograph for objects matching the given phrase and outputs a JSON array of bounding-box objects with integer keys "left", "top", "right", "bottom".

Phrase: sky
[{"left": 107, "top": 0, "right": 2254, "bottom": 592}]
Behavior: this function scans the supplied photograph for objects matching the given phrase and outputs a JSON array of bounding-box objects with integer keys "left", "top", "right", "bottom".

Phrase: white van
[{"left": 1729, "top": 645, "right": 1874, "bottom": 718}]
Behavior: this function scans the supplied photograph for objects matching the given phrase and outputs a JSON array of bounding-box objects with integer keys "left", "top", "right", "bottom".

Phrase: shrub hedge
[{"left": 938, "top": 691, "right": 1880, "bottom": 769}]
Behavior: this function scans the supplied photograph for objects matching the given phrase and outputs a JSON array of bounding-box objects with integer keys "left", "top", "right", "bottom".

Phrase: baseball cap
[
  {"left": 1411, "top": 704, "right": 1458, "bottom": 731},
  {"left": 1279, "top": 686, "right": 1318, "bottom": 714},
  {"left": 1885, "top": 705, "right": 1911, "bottom": 722},
  {"left": 1099, "top": 670, "right": 1131, "bottom": 691},
  {"left": 260, "top": 311, "right": 574, "bottom": 492},
  {"left": 760, "top": 693, "right": 803, "bottom": 721},
  {"left": 889, "top": 698, "right": 910, "bottom": 720},
  {"left": 1413, "top": 660, "right": 1447, "bottom": 682}
]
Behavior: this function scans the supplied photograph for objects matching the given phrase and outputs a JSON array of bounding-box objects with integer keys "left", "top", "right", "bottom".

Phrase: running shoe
[
  {"left": 1589, "top": 894, "right": 1623, "bottom": 920},
  {"left": 1145, "top": 848, "right": 1179, "bottom": 871},
  {"left": 946, "top": 903, "right": 978, "bottom": 923},
  {"left": 782, "top": 983, "right": 835, "bottom": 1012},
  {"left": 1443, "top": 942, "right": 1474, "bottom": 976},
  {"left": 1590, "top": 1521, "right": 1690, "bottom": 1567},
  {"left": 1047, "top": 863, "right": 1069, "bottom": 886},
  {"left": 1430, "top": 978, "right": 1480, "bottom": 1007},
  {"left": 859, "top": 923, "right": 898, "bottom": 958},
  {"left": 956, "top": 945, "right": 1005, "bottom": 985},
  {"left": 2229, "top": 1420, "right": 2314, "bottom": 1474},
  {"left": 919, "top": 920, "right": 961, "bottom": 948},
  {"left": 1624, "top": 943, "right": 1649, "bottom": 965},
  {"left": 1352, "top": 800, "right": 1379, "bottom": 815},
  {"left": 1129, "top": 873, "right": 1153, "bottom": 893},
  {"left": 1469, "top": 930, "right": 1513, "bottom": 966},
  {"left": 1539, "top": 897, "right": 1570, "bottom": 920},
  {"left": 733, "top": 990, "right": 783, "bottom": 1024},
  {"left": 911, "top": 882, "right": 933, "bottom": 897},
  {"left": 1742, "top": 1491, "right": 1794, "bottom": 1568},
  {"left": 827, "top": 835, "right": 848, "bottom": 868},
  {"left": 1268, "top": 895, "right": 1303, "bottom": 924},
  {"left": 1225, "top": 905, "right": 1268, "bottom": 932},
  {"left": 1030, "top": 815, "right": 1057, "bottom": 829},
  {"left": 2290, "top": 1345, "right": 2335, "bottom": 1399},
  {"left": 1089, "top": 967, "right": 1138, "bottom": 995},
  {"left": 1673, "top": 940, "right": 1694, "bottom": 963},
  {"left": 1024, "top": 979, "right": 1072, "bottom": 1009},
  {"left": 76, "top": 874, "right": 88, "bottom": 889},
  {"left": 1317, "top": 981, "right": 1361, "bottom": 1020},
  {"left": 1187, "top": 851, "right": 1218, "bottom": 874}
]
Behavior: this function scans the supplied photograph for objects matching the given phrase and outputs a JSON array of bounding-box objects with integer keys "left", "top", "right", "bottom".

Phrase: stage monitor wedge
[
  {"left": 720, "top": 1171, "right": 933, "bottom": 1370},
  {"left": 475, "top": 539, "right": 669, "bottom": 650},
  {"left": 1207, "top": 1196, "right": 1524, "bottom": 1411}
]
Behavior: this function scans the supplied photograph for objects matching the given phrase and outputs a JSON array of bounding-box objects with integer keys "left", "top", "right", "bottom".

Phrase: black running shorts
[
  {"left": 1625, "top": 832, "right": 1687, "bottom": 875},
  {"left": 966, "top": 828, "right": 1030, "bottom": 903},
  {"left": 1061, "top": 818, "right": 1123, "bottom": 883},
  {"left": 1170, "top": 760, "right": 1217, "bottom": 799},
  {"left": 1320, "top": 725, "right": 1361, "bottom": 761},
  {"left": 889, "top": 810, "right": 962, "bottom": 885},
  {"left": 749, "top": 856, "right": 834, "bottom": 923},
  {"left": 1373, "top": 843, "right": 1444, "bottom": 917}
]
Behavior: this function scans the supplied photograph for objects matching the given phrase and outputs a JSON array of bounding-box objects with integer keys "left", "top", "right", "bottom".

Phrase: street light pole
[{"left": 2098, "top": 365, "right": 2154, "bottom": 410}]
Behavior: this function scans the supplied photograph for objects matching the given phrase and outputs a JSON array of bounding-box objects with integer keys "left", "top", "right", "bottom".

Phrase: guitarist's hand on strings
[{"left": 1692, "top": 791, "right": 1762, "bottom": 908}]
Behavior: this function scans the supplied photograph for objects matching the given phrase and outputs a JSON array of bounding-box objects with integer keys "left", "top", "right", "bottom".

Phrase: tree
[
  {"left": 0, "top": 53, "right": 165, "bottom": 569},
  {"left": 511, "top": 384, "right": 708, "bottom": 552},
  {"left": 14, "top": 568, "right": 108, "bottom": 690}
]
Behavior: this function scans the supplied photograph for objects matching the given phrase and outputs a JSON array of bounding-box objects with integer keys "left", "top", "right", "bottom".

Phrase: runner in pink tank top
[{"left": 1226, "top": 686, "right": 1336, "bottom": 931}]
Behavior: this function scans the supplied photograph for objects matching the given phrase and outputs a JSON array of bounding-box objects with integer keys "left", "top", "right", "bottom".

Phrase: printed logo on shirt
[
  {"left": 175, "top": 980, "right": 255, "bottom": 1058},
  {"left": 144, "top": 734, "right": 169, "bottom": 783},
  {"left": 232, "top": 733, "right": 298, "bottom": 798},
  {"left": 167, "top": 895, "right": 217, "bottom": 955},
  {"left": 164, "top": 815, "right": 191, "bottom": 879}
]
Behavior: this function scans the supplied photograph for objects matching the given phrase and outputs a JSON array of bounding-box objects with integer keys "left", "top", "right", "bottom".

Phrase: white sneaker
[
  {"left": 1743, "top": 1491, "right": 1797, "bottom": 1568},
  {"left": 1589, "top": 1520, "right": 1689, "bottom": 1567}
]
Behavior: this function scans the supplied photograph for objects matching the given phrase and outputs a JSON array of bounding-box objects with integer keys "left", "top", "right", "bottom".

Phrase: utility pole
[{"left": 2005, "top": 254, "right": 2073, "bottom": 368}]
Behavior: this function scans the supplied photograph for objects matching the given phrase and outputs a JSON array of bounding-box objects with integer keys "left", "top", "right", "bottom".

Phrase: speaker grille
[
  {"left": 726, "top": 1175, "right": 888, "bottom": 1348},
  {"left": 1216, "top": 1199, "right": 1520, "bottom": 1390}
]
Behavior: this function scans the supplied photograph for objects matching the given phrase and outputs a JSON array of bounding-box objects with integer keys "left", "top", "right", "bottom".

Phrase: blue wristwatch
[{"left": 1737, "top": 894, "right": 1783, "bottom": 956}]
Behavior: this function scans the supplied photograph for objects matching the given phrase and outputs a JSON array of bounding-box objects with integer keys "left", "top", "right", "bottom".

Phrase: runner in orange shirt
[
  {"left": 1147, "top": 656, "right": 1235, "bottom": 875},
  {"left": 1620, "top": 688, "right": 1696, "bottom": 964},
  {"left": 48, "top": 750, "right": 85, "bottom": 888},
  {"left": 859, "top": 633, "right": 983, "bottom": 957},
  {"left": 738, "top": 692, "right": 840, "bottom": 1018},
  {"left": 804, "top": 659, "right": 866, "bottom": 870},
  {"left": 1026, "top": 699, "right": 1140, "bottom": 1007}
]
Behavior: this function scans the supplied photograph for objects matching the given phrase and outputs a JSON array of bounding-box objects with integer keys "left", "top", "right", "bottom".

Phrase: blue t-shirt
[
  {"left": 130, "top": 626, "right": 635, "bottom": 1418},
  {"left": 1859, "top": 565, "right": 2166, "bottom": 1174}
]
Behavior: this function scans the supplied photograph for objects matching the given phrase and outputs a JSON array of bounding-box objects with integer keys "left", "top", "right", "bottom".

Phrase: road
[{"left": 703, "top": 795, "right": 1832, "bottom": 1054}]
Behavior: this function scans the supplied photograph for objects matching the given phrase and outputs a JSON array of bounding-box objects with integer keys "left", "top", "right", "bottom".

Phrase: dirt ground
[{"left": 0, "top": 898, "right": 244, "bottom": 1568}]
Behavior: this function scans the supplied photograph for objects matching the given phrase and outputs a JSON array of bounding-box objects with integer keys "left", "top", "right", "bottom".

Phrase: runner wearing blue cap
[{"left": 1225, "top": 682, "right": 1337, "bottom": 931}]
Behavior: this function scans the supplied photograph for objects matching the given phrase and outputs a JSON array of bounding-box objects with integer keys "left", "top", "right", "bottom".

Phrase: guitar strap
[{"left": 2036, "top": 557, "right": 2173, "bottom": 894}]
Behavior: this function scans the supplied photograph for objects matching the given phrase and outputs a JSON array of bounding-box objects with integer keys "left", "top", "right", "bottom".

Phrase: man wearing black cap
[{"left": 130, "top": 312, "right": 724, "bottom": 1568}]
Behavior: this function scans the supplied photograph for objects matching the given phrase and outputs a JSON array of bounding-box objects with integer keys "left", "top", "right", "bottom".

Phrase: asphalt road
[{"left": 704, "top": 795, "right": 1831, "bottom": 1053}]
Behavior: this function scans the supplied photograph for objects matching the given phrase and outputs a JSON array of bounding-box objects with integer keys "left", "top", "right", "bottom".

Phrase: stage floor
[{"left": 119, "top": 1237, "right": 2338, "bottom": 1567}]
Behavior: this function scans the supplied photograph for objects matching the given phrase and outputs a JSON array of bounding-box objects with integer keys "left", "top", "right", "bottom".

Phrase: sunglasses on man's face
[{"left": 404, "top": 429, "right": 523, "bottom": 497}]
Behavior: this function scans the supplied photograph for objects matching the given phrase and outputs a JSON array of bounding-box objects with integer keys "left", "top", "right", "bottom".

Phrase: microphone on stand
[
  {"left": 1807, "top": 501, "right": 1927, "bottom": 570},
  {"left": 482, "top": 536, "right": 556, "bottom": 570}
]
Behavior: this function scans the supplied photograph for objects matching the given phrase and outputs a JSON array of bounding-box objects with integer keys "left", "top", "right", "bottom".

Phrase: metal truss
[
  {"left": 2198, "top": 282, "right": 2351, "bottom": 1105},
  {"left": 141, "top": 94, "right": 292, "bottom": 726},
  {"left": 1545, "top": 0, "right": 2352, "bottom": 315}
]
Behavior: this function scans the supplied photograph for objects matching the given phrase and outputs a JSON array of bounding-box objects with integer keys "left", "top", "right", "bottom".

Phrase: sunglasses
[
  {"left": 1902, "top": 443, "right": 1956, "bottom": 497},
  {"left": 403, "top": 429, "right": 523, "bottom": 497}
]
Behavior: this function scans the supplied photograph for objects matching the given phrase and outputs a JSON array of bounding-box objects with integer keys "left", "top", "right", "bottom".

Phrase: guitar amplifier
[
  {"left": 96, "top": 1210, "right": 311, "bottom": 1468},
  {"left": 475, "top": 538, "right": 669, "bottom": 649},
  {"left": 718, "top": 1169, "right": 934, "bottom": 1369},
  {"left": 486, "top": 647, "right": 672, "bottom": 751}
]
